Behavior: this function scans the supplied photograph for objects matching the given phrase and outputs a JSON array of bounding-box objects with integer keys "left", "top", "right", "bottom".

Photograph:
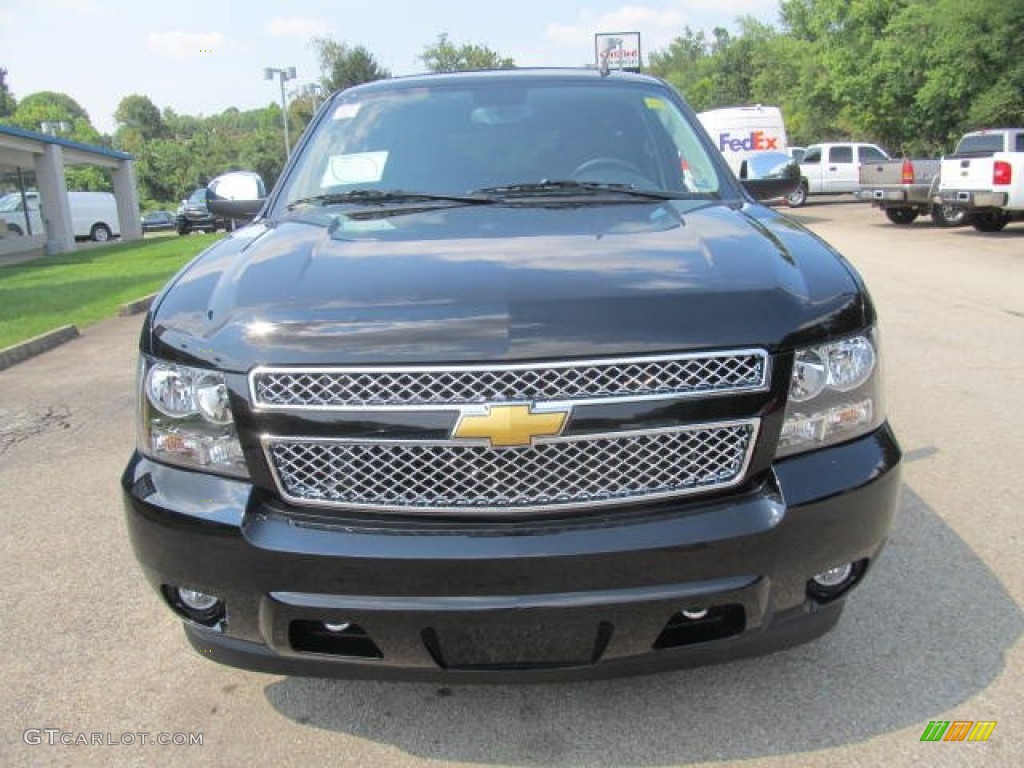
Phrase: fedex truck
[{"left": 697, "top": 105, "right": 788, "bottom": 177}]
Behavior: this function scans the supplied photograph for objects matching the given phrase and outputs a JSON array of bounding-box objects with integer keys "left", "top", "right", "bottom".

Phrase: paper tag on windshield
[
  {"left": 321, "top": 151, "right": 389, "bottom": 186},
  {"left": 332, "top": 103, "right": 361, "bottom": 120}
]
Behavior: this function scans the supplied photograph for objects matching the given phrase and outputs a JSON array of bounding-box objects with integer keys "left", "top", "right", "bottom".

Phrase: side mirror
[
  {"left": 207, "top": 171, "right": 267, "bottom": 220},
  {"left": 739, "top": 153, "right": 802, "bottom": 201}
]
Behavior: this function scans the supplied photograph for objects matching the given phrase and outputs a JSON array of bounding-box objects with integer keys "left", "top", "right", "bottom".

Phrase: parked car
[
  {"left": 123, "top": 69, "right": 900, "bottom": 682},
  {"left": 938, "top": 128, "right": 1024, "bottom": 232},
  {"left": 140, "top": 210, "right": 176, "bottom": 232},
  {"left": 857, "top": 157, "right": 967, "bottom": 226},
  {"left": 175, "top": 188, "right": 225, "bottom": 235},
  {"left": 787, "top": 142, "right": 890, "bottom": 207}
]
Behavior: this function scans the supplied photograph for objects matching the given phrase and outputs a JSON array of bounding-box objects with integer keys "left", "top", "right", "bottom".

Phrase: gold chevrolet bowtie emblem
[{"left": 453, "top": 404, "right": 569, "bottom": 447}]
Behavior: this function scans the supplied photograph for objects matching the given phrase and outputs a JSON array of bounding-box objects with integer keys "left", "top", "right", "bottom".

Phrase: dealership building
[{"left": 0, "top": 123, "right": 142, "bottom": 258}]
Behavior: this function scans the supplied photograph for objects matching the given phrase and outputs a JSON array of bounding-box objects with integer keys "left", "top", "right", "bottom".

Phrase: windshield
[
  {"left": 0, "top": 193, "right": 34, "bottom": 212},
  {"left": 276, "top": 78, "right": 727, "bottom": 213}
]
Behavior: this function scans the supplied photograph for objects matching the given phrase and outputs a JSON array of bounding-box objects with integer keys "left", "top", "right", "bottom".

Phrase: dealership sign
[{"left": 595, "top": 32, "right": 642, "bottom": 71}]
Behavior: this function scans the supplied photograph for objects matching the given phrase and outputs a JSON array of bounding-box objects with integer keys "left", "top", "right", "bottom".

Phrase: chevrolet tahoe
[{"left": 122, "top": 70, "right": 901, "bottom": 682}]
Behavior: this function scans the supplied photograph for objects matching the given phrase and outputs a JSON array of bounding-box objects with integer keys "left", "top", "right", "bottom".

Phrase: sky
[{"left": 0, "top": 0, "right": 781, "bottom": 135}]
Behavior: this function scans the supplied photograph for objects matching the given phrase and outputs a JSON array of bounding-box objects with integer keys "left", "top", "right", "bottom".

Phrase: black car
[
  {"left": 123, "top": 70, "right": 901, "bottom": 681},
  {"left": 175, "top": 188, "right": 223, "bottom": 234},
  {"left": 140, "top": 210, "right": 175, "bottom": 232}
]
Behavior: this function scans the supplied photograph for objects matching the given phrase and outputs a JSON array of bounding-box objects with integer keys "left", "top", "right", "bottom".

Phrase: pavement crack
[{"left": 0, "top": 405, "right": 73, "bottom": 455}]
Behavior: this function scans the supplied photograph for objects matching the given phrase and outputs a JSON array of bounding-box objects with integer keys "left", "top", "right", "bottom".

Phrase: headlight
[
  {"left": 777, "top": 332, "right": 885, "bottom": 457},
  {"left": 137, "top": 357, "right": 248, "bottom": 478}
]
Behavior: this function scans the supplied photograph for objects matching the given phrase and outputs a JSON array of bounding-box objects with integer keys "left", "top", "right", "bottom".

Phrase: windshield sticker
[
  {"left": 644, "top": 97, "right": 667, "bottom": 110},
  {"left": 340, "top": 217, "right": 396, "bottom": 233},
  {"left": 321, "top": 151, "right": 389, "bottom": 186},
  {"left": 332, "top": 103, "right": 361, "bottom": 120}
]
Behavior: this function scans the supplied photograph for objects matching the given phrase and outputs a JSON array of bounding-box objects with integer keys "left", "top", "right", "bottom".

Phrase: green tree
[
  {"left": 420, "top": 33, "right": 515, "bottom": 72},
  {"left": 312, "top": 37, "right": 390, "bottom": 93},
  {"left": 113, "top": 93, "right": 167, "bottom": 153},
  {"left": 0, "top": 67, "right": 16, "bottom": 118},
  {"left": 6, "top": 90, "right": 103, "bottom": 145}
]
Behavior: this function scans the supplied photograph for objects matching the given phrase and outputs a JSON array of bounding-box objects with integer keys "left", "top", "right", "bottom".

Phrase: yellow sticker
[{"left": 644, "top": 97, "right": 666, "bottom": 110}]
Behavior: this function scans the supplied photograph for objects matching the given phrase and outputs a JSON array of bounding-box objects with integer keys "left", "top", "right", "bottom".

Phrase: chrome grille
[
  {"left": 252, "top": 351, "right": 768, "bottom": 409},
  {"left": 265, "top": 421, "right": 758, "bottom": 514}
]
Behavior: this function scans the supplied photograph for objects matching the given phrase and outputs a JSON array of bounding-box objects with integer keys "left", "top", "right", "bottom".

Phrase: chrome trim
[
  {"left": 248, "top": 349, "right": 771, "bottom": 411},
  {"left": 260, "top": 419, "right": 760, "bottom": 516}
]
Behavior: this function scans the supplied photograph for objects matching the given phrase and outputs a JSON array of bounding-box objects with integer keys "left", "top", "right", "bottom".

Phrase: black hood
[{"left": 149, "top": 200, "right": 868, "bottom": 370}]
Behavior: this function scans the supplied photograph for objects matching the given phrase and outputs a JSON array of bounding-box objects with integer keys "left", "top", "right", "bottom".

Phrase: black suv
[
  {"left": 123, "top": 70, "right": 901, "bottom": 681},
  {"left": 175, "top": 187, "right": 224, "bottom": 234}
]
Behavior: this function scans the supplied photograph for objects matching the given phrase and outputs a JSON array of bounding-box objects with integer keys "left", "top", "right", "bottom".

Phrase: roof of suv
[{"left": 340, "top": 68, "right": 664, "bottom": 96}]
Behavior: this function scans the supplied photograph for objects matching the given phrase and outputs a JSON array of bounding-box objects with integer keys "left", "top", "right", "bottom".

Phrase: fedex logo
[{"left": 719, "top": 131, "right": 779, "bottom": 152}]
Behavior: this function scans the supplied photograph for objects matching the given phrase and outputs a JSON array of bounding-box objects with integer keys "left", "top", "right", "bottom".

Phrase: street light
[
  {"left": 264, "top": 66, "right": 297, "bottom": 158},
  {"left": 40, "top": 120, "right": 70, "bottom": 136},
  {"left": 300, "top": 82, "right": 324, "bottom": 110}
]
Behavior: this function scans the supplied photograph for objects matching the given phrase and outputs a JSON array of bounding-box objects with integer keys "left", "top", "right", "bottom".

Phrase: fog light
[
  {"left": 681, "top": 609, "right": 708, "bottom": 620},
  {"left": 178, "top": 588, "right": 219, "bottom": 611},
  {"left": 811, "top": 563, "right": 853, "bottom": 588},
  {"left": 324, "top": 622, "right": 351, "bottom": 632},
  {"left": 166, "top": 585, "right": 225, "bottom": 627}
]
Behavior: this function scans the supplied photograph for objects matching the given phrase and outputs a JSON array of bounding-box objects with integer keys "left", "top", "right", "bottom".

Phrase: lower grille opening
[
  {"left": 289, "top": 620, "right": 383, "bottom": 659},
  {"left": 422, "top": 621, "right": 613, "bottom": 671},
  {"left": 653, "top": 604, "right": 745, "bottom": 649}
]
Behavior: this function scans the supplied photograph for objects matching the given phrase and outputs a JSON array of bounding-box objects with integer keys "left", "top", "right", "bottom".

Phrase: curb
[
  {"left": 0, "top": 325, "right": 80, "bottom": 372},
  {"left": 118, "top": 293, "right": 157, "bottom": 317}
]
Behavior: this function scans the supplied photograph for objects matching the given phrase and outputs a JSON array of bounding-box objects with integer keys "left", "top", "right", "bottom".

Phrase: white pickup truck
[
  {"left": 786, "top": 142, "right": 890, "bottom": 207},
  {"left": 938, "top": 129, "right": 1024, "bottom": 232}
]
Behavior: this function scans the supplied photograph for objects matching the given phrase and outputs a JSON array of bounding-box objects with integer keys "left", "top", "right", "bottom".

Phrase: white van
[
  {"left": 697, "top": 105, "right": 788, "bottom": 177},
  {"left": 0, "top": 190, "right": 121, "bottom": 242},
  {"left": 68, "top": 191, "right": 121, "bottom": 241}
]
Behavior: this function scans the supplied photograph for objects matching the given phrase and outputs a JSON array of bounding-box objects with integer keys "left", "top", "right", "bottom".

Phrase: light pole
[
  {"left": 40, "top": 120, "right": 70, "bottom": 136},
  {"left": 300, "top": 82, "right": 324, "bottom": 110},
  {"left": 264, "top": 66, "right": 297, "bottom": 158}
]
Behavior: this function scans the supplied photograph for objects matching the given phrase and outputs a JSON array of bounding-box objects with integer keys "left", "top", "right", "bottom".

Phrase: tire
[
  {"left": 6, "top": 223, "right": 23, "bottom": 236},
  {"left": 786, "top": 181, "right": 808, "bottom": 208},
  {"left": 972, "top": 212, "right": 1009, "bottom": 232},
  {"left": 930, "top": 204, "right": 968, "bottom": 227},
  {"left": 884, "top": 208, "right": 918, "bottom": 225},
  {"left": 90, "top": 223, "right": 112, "bottom": 242}
]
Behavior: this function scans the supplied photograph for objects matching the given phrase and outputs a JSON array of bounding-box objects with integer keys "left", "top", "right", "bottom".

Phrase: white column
[
  {"left": 34, "top": 144, "right": 74, "bottom": 254},
  {"left": 113, "top": 159, "right": 142, "bottom": 240}
]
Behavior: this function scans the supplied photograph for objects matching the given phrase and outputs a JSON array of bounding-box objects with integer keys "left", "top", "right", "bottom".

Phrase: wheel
[
  {"left": 177, "top": 223, "right": 189, "bottom": 236},
  {"left": 786, "top": 181, "right": 808, "bottom": 208},
  {"left": 971, "top": 212, "right": 1009, "bottom": 232},
  {"left": 90, "top": 223, "right": 112, "bottom": 242},
  {"left": 884, "top": 208, "right": 918, "bottom": 225},
  {"left": 570, "top": 157, "right": 654, "bottom": 187},
  {"left": 930, "top": 204, "right": 968, "bottom": 227}
]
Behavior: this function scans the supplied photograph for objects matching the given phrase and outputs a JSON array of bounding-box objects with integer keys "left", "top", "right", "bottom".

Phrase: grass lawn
[{"left": 0, "top": 233, "right": 219, "bottom": 349}]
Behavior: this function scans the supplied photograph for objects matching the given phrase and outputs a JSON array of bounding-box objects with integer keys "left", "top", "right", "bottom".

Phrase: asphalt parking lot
[{"left": 1, "top": 199, "right": 1021, "bottom": 767}]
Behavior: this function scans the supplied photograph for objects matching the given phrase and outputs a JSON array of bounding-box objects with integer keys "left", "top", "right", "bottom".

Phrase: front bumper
[{"left": 122, "top": 425, "right": 901, "bottom": 682}]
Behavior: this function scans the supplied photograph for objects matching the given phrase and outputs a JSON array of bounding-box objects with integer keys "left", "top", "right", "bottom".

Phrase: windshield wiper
[
  {"left": 287, "top": 189, "right": 494, "bottom": 210},
  {"left": 474, "top": 180, "right": 687, "bottom": 201}
]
